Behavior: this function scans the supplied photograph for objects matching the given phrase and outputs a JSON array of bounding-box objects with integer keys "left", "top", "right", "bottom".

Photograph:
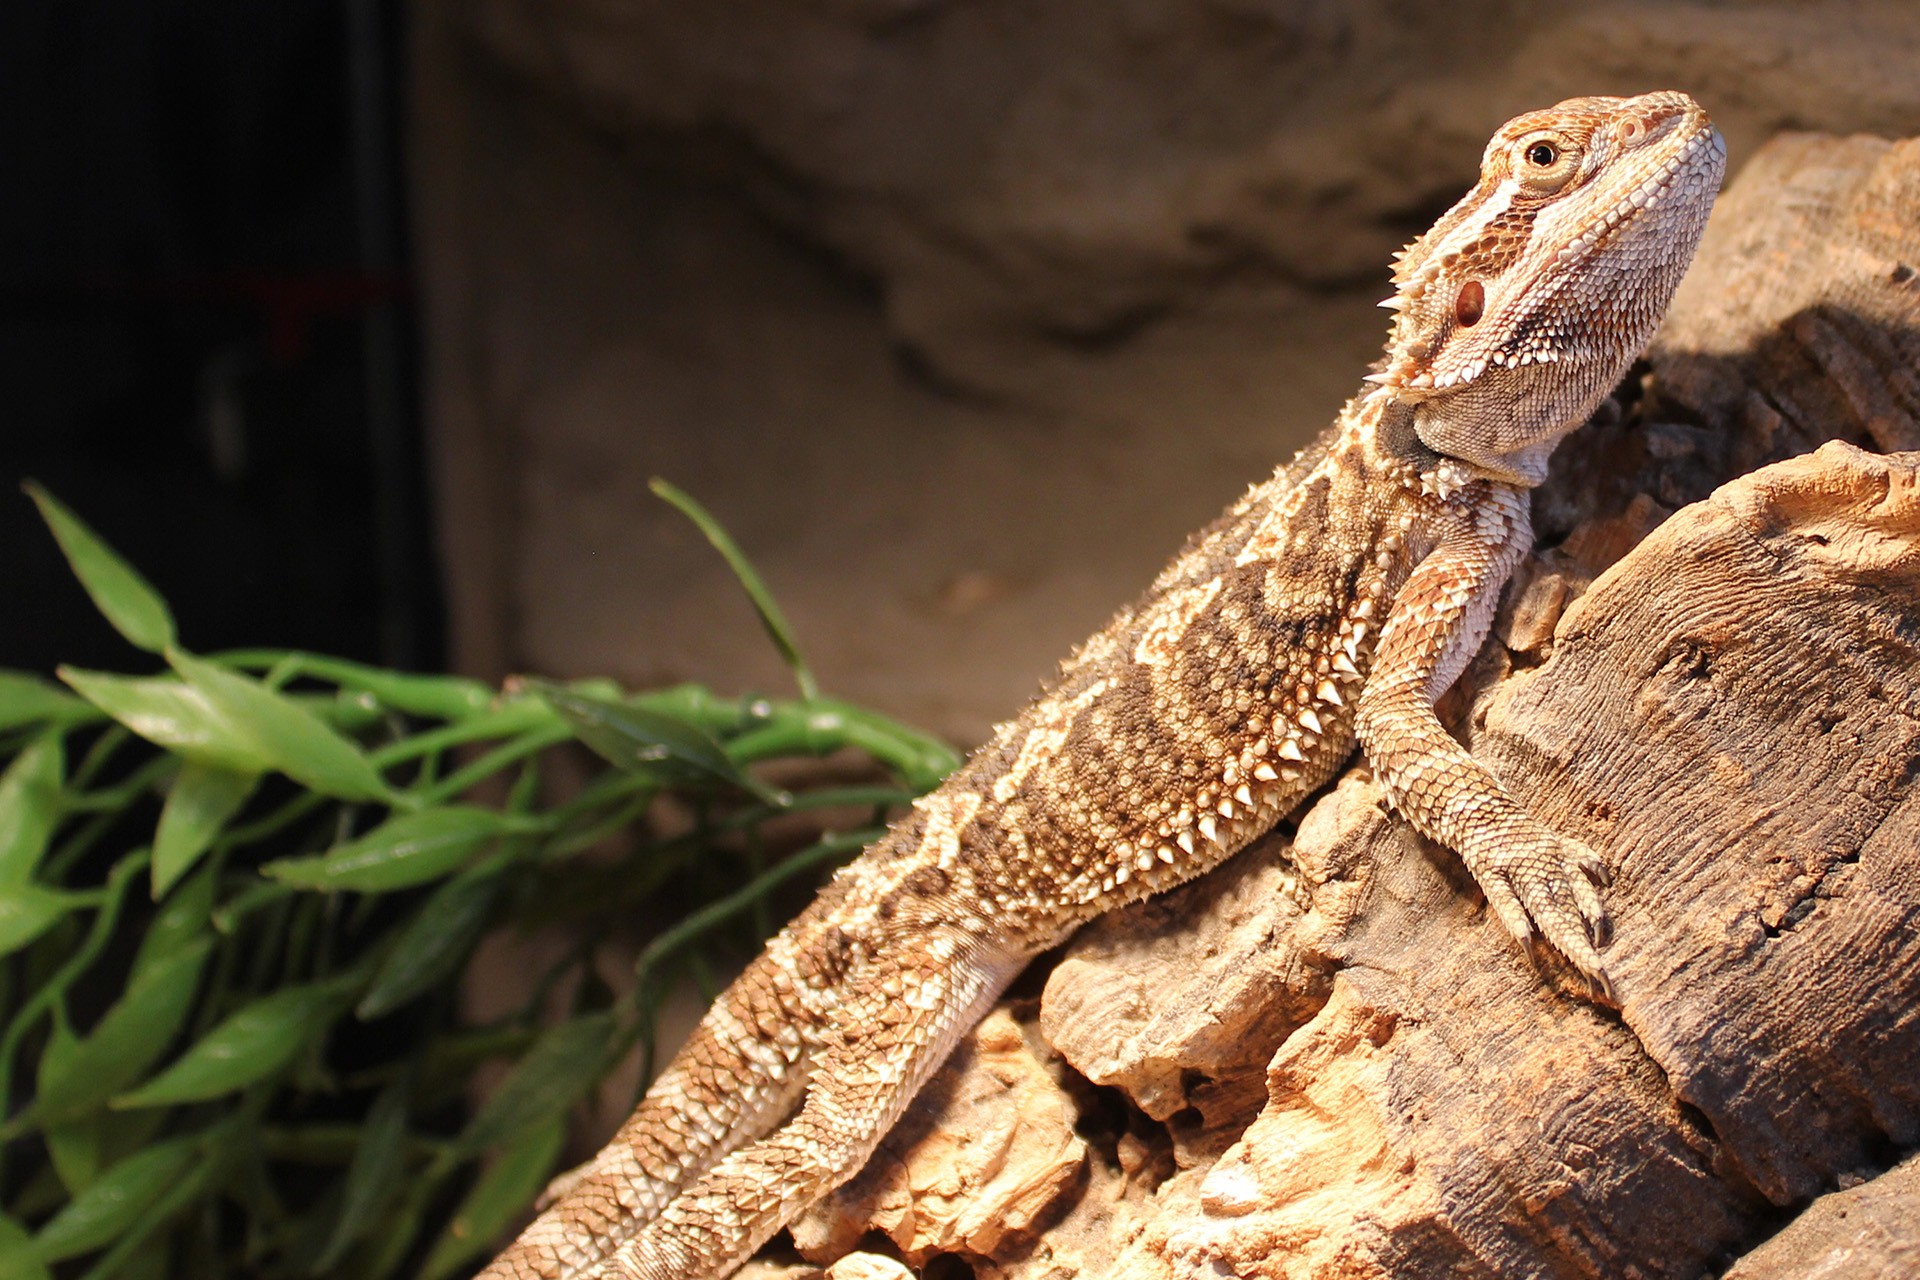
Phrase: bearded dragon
[{"left": 483, "top": 90, "right": 1728, "bottom": 1280}]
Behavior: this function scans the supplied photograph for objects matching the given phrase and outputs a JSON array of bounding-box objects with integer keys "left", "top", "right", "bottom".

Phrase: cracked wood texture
[
  {"left": 1723, "top": 1153, "right": 1920, "bottom": 1280},
  {"left": 789, "top": 133, "right": 1920, "bottom": 1278}
]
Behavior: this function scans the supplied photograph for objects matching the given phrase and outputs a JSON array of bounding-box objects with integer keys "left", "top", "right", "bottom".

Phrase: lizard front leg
[
  {"left": 1357, "top": 485, "right": 1614, "bottom": 994},
  {"left": 602, "top": 930, "right": 1024, "bottom": 1280}
]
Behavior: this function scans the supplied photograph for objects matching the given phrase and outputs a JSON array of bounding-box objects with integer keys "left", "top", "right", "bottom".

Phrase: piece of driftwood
[
  {"left": 1721, "top": 1152, "right": 1920, "bottom": 1279},
  {"left": 792, "top": 1009, "right": 1088, "bottom": 1265},
  {"left": 789, "top": 132, "right": 1920, "bottom": 1278}
]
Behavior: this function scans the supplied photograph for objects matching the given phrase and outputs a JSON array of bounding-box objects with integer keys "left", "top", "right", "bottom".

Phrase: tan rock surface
[
  {"left": 794, "top": 1008, "right": 1087, "bottom": 1266},
  {"left": 732, "top": 1263, "right": 817, "bottom": 1280},
  {"left": 412, "top": 1, "right": 1920, "bottom": 745},
  {"left": 1037, "top": 818, "right": 1331, "bottom": 1139},
  {"left": 821, "top": 1253, "right": 915, "bottom": 1280}
]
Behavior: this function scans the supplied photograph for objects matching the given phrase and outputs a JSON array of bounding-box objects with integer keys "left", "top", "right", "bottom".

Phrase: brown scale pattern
[
  {"left": 1448, "top": 204, "right": 1539, "bottom": 285},
  {"left": 952, "top": 421, "right": 1416, "bottom": 939},
  {"left": 481, "top": 91, "right": 1726, "bottom": 1280}
]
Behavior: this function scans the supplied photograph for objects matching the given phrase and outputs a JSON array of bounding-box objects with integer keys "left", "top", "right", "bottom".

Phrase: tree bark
[{"left": 786, "top": 131, "right": 1920, "bottom": 1279}]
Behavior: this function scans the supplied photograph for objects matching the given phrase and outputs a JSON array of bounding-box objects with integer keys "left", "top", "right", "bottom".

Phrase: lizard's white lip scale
[
  {"left": 481, "top": 92, "right": 1727, "bottom": 1280},
  {"left": 1556, "top": 109, "right": 1725, "bottom": 266}
]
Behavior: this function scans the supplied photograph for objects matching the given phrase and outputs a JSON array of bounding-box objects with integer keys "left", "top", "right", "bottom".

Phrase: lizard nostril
[{"left": 1622, "top": 117, "right": 1647, "bottom": 145}]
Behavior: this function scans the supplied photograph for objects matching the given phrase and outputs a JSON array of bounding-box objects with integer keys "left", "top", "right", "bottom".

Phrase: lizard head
[{"left": 1368, "top": 91, "right": 1726, "bottom": 485}]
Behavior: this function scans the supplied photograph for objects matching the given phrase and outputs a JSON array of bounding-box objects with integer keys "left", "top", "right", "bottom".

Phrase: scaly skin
[{"left": 483, "top": 91, "right": 1727, "bottom": 1280}]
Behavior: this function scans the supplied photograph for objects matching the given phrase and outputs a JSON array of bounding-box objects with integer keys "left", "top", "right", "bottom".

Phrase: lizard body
[{"left": 484, "top": 91, "right": 1727, "bottom": 1280}]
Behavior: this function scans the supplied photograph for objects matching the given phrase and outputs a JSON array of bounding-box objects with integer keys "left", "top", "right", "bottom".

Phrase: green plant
[{"left": 0, "top": 481, "right": 956, "bottom": 1280}]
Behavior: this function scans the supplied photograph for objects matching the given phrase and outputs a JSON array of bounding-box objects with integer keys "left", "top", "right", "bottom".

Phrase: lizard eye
[{"left": 1515, "top": 133, "right": 1578, "bottom": 194}]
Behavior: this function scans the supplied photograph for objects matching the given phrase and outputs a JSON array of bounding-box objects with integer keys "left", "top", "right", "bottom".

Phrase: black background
[{"left": 0, "top": 1, "right": 440, "bottom": 680}]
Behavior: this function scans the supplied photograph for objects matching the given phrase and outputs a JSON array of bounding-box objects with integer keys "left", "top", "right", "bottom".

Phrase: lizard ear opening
[{"left": 1454, "top": 281, "right": 1485, "bottom": 328}]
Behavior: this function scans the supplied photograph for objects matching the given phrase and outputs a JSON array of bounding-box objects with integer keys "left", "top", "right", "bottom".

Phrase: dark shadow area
[{"left": 0, "top": 0, "right": 440, "bottom": 677}]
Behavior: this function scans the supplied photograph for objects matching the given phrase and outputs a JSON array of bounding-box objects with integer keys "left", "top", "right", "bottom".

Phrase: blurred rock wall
[{"left": 409, "top": 0, "right": 1920, "bottom": 743}]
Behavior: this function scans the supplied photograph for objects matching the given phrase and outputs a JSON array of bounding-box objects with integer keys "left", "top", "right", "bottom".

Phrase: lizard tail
[
  {"left": 477, "top": 942, "right": 818, "bottom": 1280},
  {"left": 603, "top": 933, "right": 1022, "bottom": 1279}
]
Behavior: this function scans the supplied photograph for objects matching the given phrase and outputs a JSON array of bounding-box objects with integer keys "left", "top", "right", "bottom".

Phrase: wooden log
[{"left": 1723, "top": 1153, "right": 1920, "bottom": 1279}]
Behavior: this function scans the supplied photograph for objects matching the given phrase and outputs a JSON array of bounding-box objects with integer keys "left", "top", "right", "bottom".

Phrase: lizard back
[{"left": 887, "top": 397, "right": 1435, "bottom": 952}]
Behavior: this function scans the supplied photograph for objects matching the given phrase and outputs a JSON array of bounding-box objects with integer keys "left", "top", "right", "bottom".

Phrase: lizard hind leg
[{"left": 603, "top": 934, "right": 1024, "bottom": 1280}]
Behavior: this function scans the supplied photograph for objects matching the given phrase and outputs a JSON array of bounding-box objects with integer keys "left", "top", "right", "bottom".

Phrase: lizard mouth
[{"left": 1553, "top": 105, "right": 1727, "bottom": 267}]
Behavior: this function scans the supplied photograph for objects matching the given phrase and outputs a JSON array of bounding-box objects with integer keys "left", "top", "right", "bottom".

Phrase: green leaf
[
  {"left": 209, "top": 652, "right": 499, "bottom": 723},
  {"left": 41, "top": 1109, "right": 165, "bottom": 1203},
  {"left": 43, "top": 1118, "right": 105, "bottom": 1200},
  {"left": 24, "top": 484, "right": 177, "bottom": 655},
  {"left": 313, "top": 1081, "right": 412, "bottom": 1272},
  {"left": 357, "top": 1187, "right": 434, "bottom": 1280},
  {"left": 649, "top": 479, "right": 818, "bottom": 699},
  {"left": 535, "top": 682, "right": 777, "bottom": 803},
  {"left": 36, "top": 1021, "right": 97, "bottom": 1187},
  {"left": 71, "top": 1139, "right": 218, "bottom": 1280},
  {"left": 0, "top": 672, "right": 93, "bottom": 734},
  {"left": 151, "top": 763, "right": 257, "bottom": 898},
  {"left": 29, "top": 1134, "right": 198, "bottom": 1262},
  {"left": 0, "top": 735, "right": 64, "bottom": 886},
  {"left": 40, "top": 1124, "right": 100, "bottom": 1201},
  {"left": 165, "top": 650, "right": 389, "bottom": 801},
  {"left": 264, "top": 807, "right": 510, "bottom": 894},
  {"left": 810, "top": 699, "right": 961, "bottom": 791},
  {"left": 418, "top": 1117, "right": 564, "bottom": 1280},
  {"left": 0, "top": 884, "right": 85, "bottom": 959},
  {"left": 131, "top": 863, "right": 217, "bottom": 981},
  {"left": 36, "top": 938, "right": 213, "bottom": 1125},
  {"left": 0, "top": 1214, "right": 51, "bottom": 1280},
  {"left": 94, "top": 1238, "right": 170, "bottom": 1280},
  {"left": 356, "top": 865, "right": 506, "bottom": 1019},
  {"left": 455, "top": 1012, "right": 616, "bottom": 1156},
  {"left": 112, "top": 973, "right": 358, "bottom": 1109},
  {"left": 60, "top": 669, "right": 270, "bottom": 773}
]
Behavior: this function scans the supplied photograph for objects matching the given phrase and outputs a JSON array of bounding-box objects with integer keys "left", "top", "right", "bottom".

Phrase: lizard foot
[{"left": 1475, "top": 827, "right": 1615, "bottom": 1001}]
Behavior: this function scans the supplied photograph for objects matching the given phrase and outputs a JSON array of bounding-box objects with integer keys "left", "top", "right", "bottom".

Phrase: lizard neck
[{"left": 1360, "top": 383, "right": 1561, "bottom": 494}]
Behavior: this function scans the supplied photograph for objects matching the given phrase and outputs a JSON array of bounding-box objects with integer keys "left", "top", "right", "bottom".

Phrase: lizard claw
[{"left": 1477, "top": 829, "right": 1615, "bottom": 1000}]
